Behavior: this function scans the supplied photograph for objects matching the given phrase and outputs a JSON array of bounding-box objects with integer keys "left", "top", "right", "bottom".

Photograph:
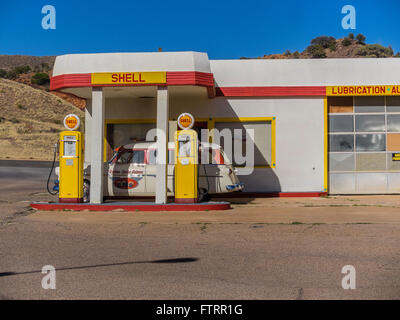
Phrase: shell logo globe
[
  {"left": 63, "top": 114, "right": 80, "bottom": 131},
  {"left": 177, "top": 113, "right": 195, "bottom": 130}
]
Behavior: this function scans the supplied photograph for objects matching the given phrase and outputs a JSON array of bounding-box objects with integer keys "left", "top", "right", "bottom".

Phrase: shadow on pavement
[{"left": 0, "top": 257, "right": 199, "bottom": 278}]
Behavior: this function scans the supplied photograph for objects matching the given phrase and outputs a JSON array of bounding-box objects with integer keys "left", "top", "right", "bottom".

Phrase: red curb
[{"left": 30, "top": 202, "right": 231, "bottom": 212}]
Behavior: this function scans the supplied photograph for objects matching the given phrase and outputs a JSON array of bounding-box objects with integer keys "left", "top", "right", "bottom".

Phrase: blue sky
[{"left": 0, "top": 0, "right": 399, "bottom": 59}]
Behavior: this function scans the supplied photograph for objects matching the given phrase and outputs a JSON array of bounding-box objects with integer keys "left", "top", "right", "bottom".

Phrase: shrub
[
  {"left": 31, "top": 72, "right": 50, "bottom": 85},
  {"left": 356, "top": 44, "right": 394, "bottom": 58},
  {"left": 342, "top": 38, "right": 352, "bottom": 46},
  {"left": 13, "top": 65, "right": 31, "bottom": 74},
  {"left": 348, "top": 33, "right": 354, "bottom": 39},
  {"left": 356, "top": 33, "right": 366, "bottom": 45},
  {"left": 292, "top": 51, "right": 300, "bottom": 59},
  {"left": 0, "top": 69, "right": 7, "bottom": 78},
  {"left": 306, "top": 44, "right": 327, "bottom": 58},
  {"left": 310, "top": 36, "right": 336, "bottom": 49},
  {"left": 329, "top": 42, "right": 337, "bottom": 51},
  {"left": 5, "top": 69, "right": 18, "bottom": 79}
]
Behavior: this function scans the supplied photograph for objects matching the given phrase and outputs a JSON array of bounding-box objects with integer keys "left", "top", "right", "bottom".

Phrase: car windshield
[{"left": 114, "top": 149, "right": 145, "bottom": 164}]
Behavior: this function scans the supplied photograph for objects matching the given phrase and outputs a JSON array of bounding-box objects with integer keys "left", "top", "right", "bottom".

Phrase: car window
[
  {"left": 148, "top": 149, "right": 175, "bottom": 164},
  {"left": 131, "top": 150, "right": 145, "bottom": 164},
  {"left": 116, "top": 150, "right": 132, "bottom": 164},
  {"left": 115, "top": 150, "right": 145, "bottom": 164}
]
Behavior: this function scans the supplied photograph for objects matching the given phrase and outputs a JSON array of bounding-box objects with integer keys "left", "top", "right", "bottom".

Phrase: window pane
[
  {"left": 116, "top": 150, "right": 132, "bottom": 164},
  {"left": 355, "top": 115, "right": 385, "bottom": 132},
  {"left": 149, "top": 149, "right": 175, "bottom": 164},
  {"left": 131, "top": 150, "right": 144, "bottom": 164},
  {"left": 148, "top": 149, "right": 156, "bottom": 164},
  {"left": 329, "top": 134, "right": 354, "bottom": 152},
  {"left": 356, "top": 134, "right": 386, "bottom": 151},
  {"left": 214, "top": 121, "right": 271, "bottom": 166},
  {"left": 387, "top": 97, "right": 400, "bottom": 112},
  {"left": 329, "top": 115, "right": 354, "bottom": 132},
  {"left": 354, "top": 96, "right": 385, "bottom": 113},
  {"left": 387, "top": 115, "right": 400, "bottom": 132},
  {"left": 356, "top": 153, "right": 386, "bottom": 171},
  {"left": 329, "top": 153, "right": 354, "bottom": 171},
  {"left": 387, "top": 133, "right": 400, "bottom": 151},
  {"left": 328, "top": 97, "right": 353, "bottom": 113}
]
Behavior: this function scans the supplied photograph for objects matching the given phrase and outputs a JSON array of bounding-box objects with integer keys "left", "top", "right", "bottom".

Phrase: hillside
[
  {"left": 0, "top": 78, "right": 84, "bottom": 160},
  {"left": 0, "top": 55, "right": 55, "bottom": 71},
  {"left": 0, "top": 55, "right": 86, "bottom": 110},
  {"left": 243, "top": 34, "right": 400, "bottom": 60}
]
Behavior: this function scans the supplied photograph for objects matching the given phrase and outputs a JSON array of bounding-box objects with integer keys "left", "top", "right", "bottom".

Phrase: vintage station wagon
[{"left": 76, "top": 141, "right": 243, "bottom": 202}]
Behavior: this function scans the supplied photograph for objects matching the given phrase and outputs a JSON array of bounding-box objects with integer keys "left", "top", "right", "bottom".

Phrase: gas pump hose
[{"left": 46, "top": 144, "right": 58, "bottom": 195}]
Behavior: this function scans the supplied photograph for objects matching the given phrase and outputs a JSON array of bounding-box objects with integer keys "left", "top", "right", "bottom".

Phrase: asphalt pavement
[{"left": 0, "top": 163, "right": 400, "bottom": 299}]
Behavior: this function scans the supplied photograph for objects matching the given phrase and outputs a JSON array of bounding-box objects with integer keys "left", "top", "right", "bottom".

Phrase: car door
[
  {"left": 108, "top": 149, "right": 146, "bottom": 196},
  {"left": 146, "top": 148, "right": 175, "bottom": 195}
]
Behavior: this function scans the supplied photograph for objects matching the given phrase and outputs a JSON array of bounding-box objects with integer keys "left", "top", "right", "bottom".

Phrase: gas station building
[{"left": 50, "top": 52, "right": 400, "bottom": 203}]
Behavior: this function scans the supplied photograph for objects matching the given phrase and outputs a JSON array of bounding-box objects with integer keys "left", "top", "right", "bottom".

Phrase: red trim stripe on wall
[
  {"left": 216, "top": 86, "right": 327, "bottom": 97},
  {"left": 50, "top": 72, "right": 214, "bottom": 90},
  {"left": 50, "top": 72, "right": 326, "bottom": 98}
]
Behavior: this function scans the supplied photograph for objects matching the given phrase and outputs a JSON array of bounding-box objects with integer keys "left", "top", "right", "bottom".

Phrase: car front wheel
[{"left": 83, "top": 180, "right": 90, "bottom": 203}]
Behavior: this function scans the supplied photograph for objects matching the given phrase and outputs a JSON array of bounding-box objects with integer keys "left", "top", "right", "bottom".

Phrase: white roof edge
[{"left": 53, "top": 51, "right": 211, "bottom": 76}]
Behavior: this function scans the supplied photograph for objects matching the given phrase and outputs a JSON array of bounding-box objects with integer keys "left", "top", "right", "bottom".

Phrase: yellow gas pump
[
  {"left": 175, "top": 113, "right": 198, "bottom": 203},
  {"left": 59, "top": 114, "right": 84, "bottom": 203}
]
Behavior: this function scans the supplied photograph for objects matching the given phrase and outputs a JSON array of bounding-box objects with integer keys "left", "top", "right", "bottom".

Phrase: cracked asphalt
[{"left": 1, "top": 164, "right": 400, "bottom": 299}]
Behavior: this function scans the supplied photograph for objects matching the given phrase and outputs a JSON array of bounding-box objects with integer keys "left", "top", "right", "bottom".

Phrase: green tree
[
  {"left": 348, "top": 33, "right": 354, "bottom": 39},
  {"left": 31, "top": 72, "right": 50, "bottom": 85},
  {"left": 310, "top": 36, "right": 336, "bottom": 49},
  {"left": 307, "top": 44, "right": 327, "bottom": 58},
  {"left": 342, "top": 38, "right": 352, "bottom": 46},
  {"left": 0, "top": 69, "right": 7, "bottom": 78},
  {"left": 356, "top": 33, "right": 366, "bottom": 45},
  {"left": 292, "top": 51, "right": 300, "bottom": 59},
  {"left": 356, "top": 44, "right": 393, "bottom": 58}
]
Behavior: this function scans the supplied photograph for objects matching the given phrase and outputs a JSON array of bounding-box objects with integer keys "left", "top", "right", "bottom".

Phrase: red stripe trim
[
  {"left": 50, "top": 73, "right": 91, "bottom": 91},
  {"left": 30, "top": 202, "right": 230, "bottom": 212},
  {"left": 50, "top": 71, "right": 215, "bottom": 90},
  {"left": 50, "top": 73, "right": 325, "bottom": 98},
  {"left": 167, "top": 71, "right": 214, "bottom": 87},
  {"left": 216, "top": 86, "right": 327, "bottom": 97}
]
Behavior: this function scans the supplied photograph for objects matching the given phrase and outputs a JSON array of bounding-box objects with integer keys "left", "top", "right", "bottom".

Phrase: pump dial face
[
  {"left": 177, "top": 113, "right": 195, "bottom": 130},
  {"left": 63, "top": 114, "right": 80, "bottom": 131}
]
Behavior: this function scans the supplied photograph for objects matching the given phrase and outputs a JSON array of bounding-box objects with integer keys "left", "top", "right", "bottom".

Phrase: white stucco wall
[
  {"left": 85, "top": 95, "right": 325, "bottom": 192},
  {"left": 210, "top": 58, "right": 400, "bottom": 87}
]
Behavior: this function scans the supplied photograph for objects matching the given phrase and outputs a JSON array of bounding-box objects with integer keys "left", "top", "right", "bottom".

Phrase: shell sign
[
  {"left": 177, "top": 113, "right": 195, "bottom": 130},
  {"left": 63, "top": 114, "right": 80, "bottom": 131},
  {"left": 91, "top": 72, "right": 166, "bottom": 85}
]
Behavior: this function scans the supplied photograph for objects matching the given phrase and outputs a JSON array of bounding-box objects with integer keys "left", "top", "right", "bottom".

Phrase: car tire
[
  {"left": 83, "top": 180, "right": 90, "bottom": 203},
  {"left": 199, "top": 188, "right": 210, "bottom": 203}
]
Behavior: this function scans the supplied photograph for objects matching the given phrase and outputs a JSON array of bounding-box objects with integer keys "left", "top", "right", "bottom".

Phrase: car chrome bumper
[{"left": 226, "top": 183, "right": 244, "bottom": 192}]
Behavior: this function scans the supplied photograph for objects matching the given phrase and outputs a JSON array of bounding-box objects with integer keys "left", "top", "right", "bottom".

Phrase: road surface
[{"left": 1, "top": 163, "right": 400, "bottom": 299}]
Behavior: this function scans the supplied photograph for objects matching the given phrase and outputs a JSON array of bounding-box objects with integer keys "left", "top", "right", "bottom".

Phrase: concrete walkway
[{"left": 28, "top": 195, "right": 400, "bottom": 225}]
